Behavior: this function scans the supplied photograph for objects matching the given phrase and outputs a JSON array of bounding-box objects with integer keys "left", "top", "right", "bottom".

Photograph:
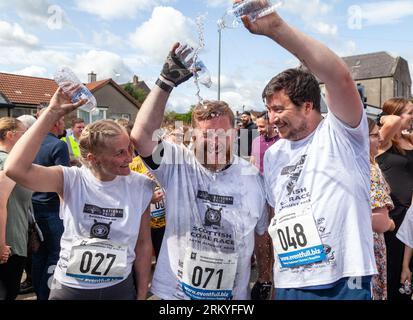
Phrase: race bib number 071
[
  {"left": 181, "top": 249, "right": 238, "bottom": 300},
  {"left": 66, "top": 239, "right": 127, "bottom": 283},
  {"left": 269, "top": 205, "right": 326, "bottom": 268}
]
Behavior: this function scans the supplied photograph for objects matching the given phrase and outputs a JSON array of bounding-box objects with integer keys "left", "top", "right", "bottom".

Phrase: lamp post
[
  {"left": 218, "top": 26, "right": 222, "bottom": 101},
  {"left": 217, "top": 20, "right": 225, "bottom": 101}
]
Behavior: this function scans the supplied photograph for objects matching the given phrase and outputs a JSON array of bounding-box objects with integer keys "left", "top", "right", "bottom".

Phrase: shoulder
[
  {"left": 264, "top": 138, "right": 286, "bottom": 158},
  {"left": 232, "top": 157, "right": 262, "bottom": 180},
  {"left": 128, "top": 170, "right": 154, "bottom": 188},
  {"left": 62, "top": 165, "right": 81, "bottom": 178},
  {"left": 252, "top": 135, "right": 261, "bottom": 145},
  {"left": 47, "top": 134, "right": 67, "bottom": 149}
]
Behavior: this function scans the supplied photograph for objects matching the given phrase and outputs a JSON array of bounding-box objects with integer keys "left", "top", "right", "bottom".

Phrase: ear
[
  {"left": 304, "top": 102, "right": 313, "bottom": 113},
  {"left": 5, "top": 130, "right": 14, "bottom": 140},
  {"left": 87, "top": 153, "right": 99, "bottom": 167}
]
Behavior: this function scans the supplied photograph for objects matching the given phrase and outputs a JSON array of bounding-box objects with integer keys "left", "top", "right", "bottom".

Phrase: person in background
[
  {"left": 29, "top": 107, "right": 70, "bottom": 300},
  {"left": 250, "top": 111, "right": 279, "bottom": 174},
  {"left": 376, "top": 98, "right": 413, "bottom": 300},
  {"left": 397, "top": 203, "right": 413, "bottom": 299},
  {"left": 237, "top": 111, "right": 258, "bottom": 160},
  {"left": 368, "top": 117, "right": 396, "bottom": 300},
  {"left": 0, "top": 117, "right": 31, "bottom": 300},
  {"left": 61, "top": 118, "right": 85, "bottom": 167},
  {"left": 16, "top": 114, "right": 38, "bottom": 295}
]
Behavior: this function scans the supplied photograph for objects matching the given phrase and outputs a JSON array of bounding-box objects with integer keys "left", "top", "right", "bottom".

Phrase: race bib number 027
[
  {"left": 268, "top": 205, "right": 326, "bottom": 268},
  {"left": 181, "top": 249, "right": 238, "bottom": 300},
  {"left": 66, "top": 239, "right": 127, "bottom": 283}
]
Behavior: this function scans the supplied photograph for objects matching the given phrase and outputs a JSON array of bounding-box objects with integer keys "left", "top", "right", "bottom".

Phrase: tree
[
  {"left": 123, "top": 83, "right": 148, "bottom": 104},
  {"left": 163, "top": 105, "right": 195, "bottom": 125}
]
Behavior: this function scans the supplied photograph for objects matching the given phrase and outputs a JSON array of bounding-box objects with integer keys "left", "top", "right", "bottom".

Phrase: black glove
[
  {"left": 160, "top": 47, "right": 193, "bottom": 87},
  {"left": 251, "top": 281, "right": 272, "bottom": 300}
]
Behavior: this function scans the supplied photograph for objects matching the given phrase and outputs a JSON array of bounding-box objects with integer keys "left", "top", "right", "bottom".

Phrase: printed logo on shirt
[
  {"left": 281, "top": 155, "right": 307, "bottom": 195},
  {"left": 197, "top": 191, "right": 234, "bottom": 205},
  {"left": 204, "top": 206, "right": 222, "bottom": 227},
  {"left": 90, "top": 220, "right": 112, "bottom": 239},
  {"left": 83, "top": 204, "right": 124, "bottom": 218}
]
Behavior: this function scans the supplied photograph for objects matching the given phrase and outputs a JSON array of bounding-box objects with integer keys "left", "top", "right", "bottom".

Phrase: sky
[{"left": 0, "top": 0, "right": 412, "bottom": 113}]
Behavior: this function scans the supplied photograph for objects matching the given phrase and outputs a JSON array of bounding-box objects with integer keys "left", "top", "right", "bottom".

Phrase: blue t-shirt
[{"left": 32, "top": 132, "right": 70, "bottom": 210}]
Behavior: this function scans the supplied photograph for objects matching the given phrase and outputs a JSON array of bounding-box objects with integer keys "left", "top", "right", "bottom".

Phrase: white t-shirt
[
  {"left": 149, "top": 141, "right": 268, "bottom": 300},
  {"left": 264, "top": 111, "right": 377, "bottom": 288},
  {"left": 397, "top": 205, "right": 413, "bottom": 248},
  {"left": 53, "top": 166, "right": 153, "bottom": 289}
]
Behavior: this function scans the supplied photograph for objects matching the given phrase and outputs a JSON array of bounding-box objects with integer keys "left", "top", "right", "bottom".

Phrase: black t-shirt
[{"left": 377, "top": 146, "right": 413, "bottom": 209}]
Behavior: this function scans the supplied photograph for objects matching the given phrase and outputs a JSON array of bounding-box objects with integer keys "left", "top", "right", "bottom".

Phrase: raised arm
[
  {"left": 130, "top": 43, "right": 193, "bottom": 157},
  {"left": 4, "top": 88, "right": 85, "bottom": 196},
  {"left": 241, "top": 4, "right": 362, "bottom": 127},
  {"left": 378, "top": 115, "right": 402, "bottom": 152}
]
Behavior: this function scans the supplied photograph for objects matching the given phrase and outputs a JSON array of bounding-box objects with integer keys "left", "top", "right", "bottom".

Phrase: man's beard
[{"left": 281, "top": 120, "right": 308, "bottom": 141}]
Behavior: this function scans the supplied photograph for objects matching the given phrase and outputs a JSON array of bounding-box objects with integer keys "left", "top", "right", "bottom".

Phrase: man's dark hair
[
  {"left": 256, "top": 111, "right": 269, "bottom": 120},
  {"left": 262, "top": 68, "right": 321, "bottom": 112},
  {"left": 71, "top": 117, "right": 85, "bottom": 128},
  {"left": 241, "top": 111, "right": 251, "bottom": 116}
]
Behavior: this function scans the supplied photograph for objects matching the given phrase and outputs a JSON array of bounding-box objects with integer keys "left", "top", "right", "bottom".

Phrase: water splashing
[{"left": 193, "top": 14, "right": 207, "bottom": 107}]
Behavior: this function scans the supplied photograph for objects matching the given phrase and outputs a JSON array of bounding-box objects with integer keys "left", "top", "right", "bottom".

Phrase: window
[
  {"left": 394, "top": 80, "right": 399, "bottom": 96},
  {"left": 77, "top": 107, "right": 107, "bottom": 124},
  {"left": 10, "top": 107, "right": 37, "bottom": 117},
  {"left": 121, "top": 113, "right": 130, "bottom": 121},
  {"left": 109, "top": 113, "right": 131, "bottom": 121}
]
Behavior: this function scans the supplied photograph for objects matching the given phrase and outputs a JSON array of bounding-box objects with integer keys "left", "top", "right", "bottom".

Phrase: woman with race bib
[{"left": 4, "top": 88, "right": 154, "bottom": 300}]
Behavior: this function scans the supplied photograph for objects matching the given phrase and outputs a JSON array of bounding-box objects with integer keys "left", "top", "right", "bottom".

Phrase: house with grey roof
[{"left": 320, "top": 52, "right": 411, "bottom": 112}]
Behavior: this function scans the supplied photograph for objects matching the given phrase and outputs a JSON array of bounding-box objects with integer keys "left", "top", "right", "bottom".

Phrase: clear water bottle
[
  {"left": 54, "top": 66, "right": 97, "bottom": 113},
  {"left": 218, "top": 0, "right": 284, "bottom": 29},
  {"left": 176, "top": 43, "right": 212, "bottom": 88}
]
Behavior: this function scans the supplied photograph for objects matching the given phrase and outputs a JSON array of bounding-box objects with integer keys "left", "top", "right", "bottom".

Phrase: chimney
[
  {"left": 88, "top": 71, "right": 97, "bottom": 83},
  {"left": 133, "top": 75, "right": 139, "bottom": 86}
]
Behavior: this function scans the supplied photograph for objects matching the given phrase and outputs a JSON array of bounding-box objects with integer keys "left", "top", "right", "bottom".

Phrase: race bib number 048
[
  {"left": 66, "top": 238, "right": 127, "bottom": 283},
  {"left": 269, "top": 205, "right": 326, "bottom": 268},
  {"left": 181, "top": 249, "right": 238, "bottom": 300}
]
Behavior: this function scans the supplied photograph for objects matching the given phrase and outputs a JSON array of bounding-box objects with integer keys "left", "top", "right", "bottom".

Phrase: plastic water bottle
[
  {"left": 194, "top": 60, "right": 212, "bottom": 88},
  {"left": 176, "top": 43, "right": 212, "bottom": 88},
  {"left": 54, "top": 67, "right": 97, "bottom": 113},
  {"left": 218, "top": 0, "right": 284, "bottom": 29}
]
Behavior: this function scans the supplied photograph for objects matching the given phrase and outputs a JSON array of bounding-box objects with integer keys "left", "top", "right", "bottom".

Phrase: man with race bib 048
[{"left": 239, "top": 2, "right": 377, "bottom": 299}]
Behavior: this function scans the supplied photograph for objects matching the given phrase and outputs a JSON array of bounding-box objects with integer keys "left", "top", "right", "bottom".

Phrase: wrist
[
  {"left": 40, "top": 107, "right": 62, "bottom": 123},
  {"left": 156, "top": 77, "right": 174, "bottom": 93}
]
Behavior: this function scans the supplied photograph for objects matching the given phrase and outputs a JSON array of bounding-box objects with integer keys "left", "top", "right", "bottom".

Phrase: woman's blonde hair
[
  {"left": 0, "top": 117, "right": 22, "bottom": 141},
  {"left": 78, "top": 119, "right": 127, "bottom": 167}
]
